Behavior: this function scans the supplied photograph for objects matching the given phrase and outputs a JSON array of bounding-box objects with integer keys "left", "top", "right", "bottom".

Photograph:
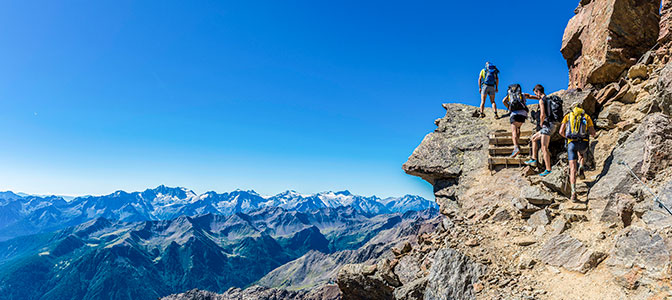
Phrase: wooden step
[
  {"left": 489, "top": 137, "right": 530, "bottom": 146},
  {"left": 488, "top": 157, "right": 529, "bottom": 166},
  {"left": 489, "top": 146, "right": 531, "bottom": 156},
  {"left": 492, "top": 131, "right": 533, "bottom": 138}
]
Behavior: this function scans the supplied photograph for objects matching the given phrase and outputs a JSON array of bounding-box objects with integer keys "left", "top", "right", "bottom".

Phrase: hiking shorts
[
  {"left": 510, "top": 114, "right": 527, "bottom": 124},
  {"left": 567, "top": 140, "right": 589, "bottom": 161},
  {"left": 540, "top": 122, "right": 557, "bottom": 136},
  {"left": 481, "top": 85, "right": 496, "bottom": 98}
]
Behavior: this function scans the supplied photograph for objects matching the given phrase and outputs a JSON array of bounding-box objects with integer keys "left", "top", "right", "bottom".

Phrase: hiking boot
[
  {"left": 480, "top": 112, "right": 486, "bottom": 118},
  {"left": 570, "top": 192, "right": 579, "bottom": 202},
  {"left": 539, "top": 170, "right": 551, "bottom": 177},
  {"left": 524, "top": 159, "right": 537, "bottom": 166},
  {"left": 510, "top": 147, "right": 520, "bottom": 158},
  {"left": 494, "top": 113, "right": 500, "bottom": 119}
]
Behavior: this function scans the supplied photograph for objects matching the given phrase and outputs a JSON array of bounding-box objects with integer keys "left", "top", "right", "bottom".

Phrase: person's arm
[
  {"left": 559, "top": 122, "right": 567, "bottom": 138},
  {"left": 525, "top": 93, "right": 540, "bottom": 100},
  {"left": 495, "top": 75, "right": 499, "bottom": 93},
  {"left": 539, "top": 99, "right": 546, "bottom": 125},
  {"left": 502, "top": 95, "right": 510, "bottom": 110}
]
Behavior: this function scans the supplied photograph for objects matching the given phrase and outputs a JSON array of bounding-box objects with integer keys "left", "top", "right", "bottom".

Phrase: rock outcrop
[
  {"left": 402, "top": 104, "right": 490, "bottom": 215},
  {"left": 337, "top": 264, "right": 396, "bottom": 300},
  {"left": 423, "top": 249, "right": 486, "bottom": 300},
  {"left": 538, "top": 233, "right": 606, "bottom": 274},
  {"left": 561, "top": 0, "right": 660, "bottom": 88},
  {"left": 161, "top": 286, "right": 341, "bottom": 300},
  {"left": 589, "top": 113, "right": 672, "bottom": 201},
  {"left": 606, "top": 227, "right": 672, "bottom": 291}
]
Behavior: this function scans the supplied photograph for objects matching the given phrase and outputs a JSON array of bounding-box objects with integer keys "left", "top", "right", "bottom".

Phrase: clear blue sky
[{"left": 0, "top": 1, "right": 576, "bottom": 199}]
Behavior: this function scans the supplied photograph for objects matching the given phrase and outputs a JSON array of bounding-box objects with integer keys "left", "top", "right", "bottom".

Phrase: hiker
[
  {"left": 524, "top": 85, "right": 563, "bottom": 176},
  {"left": 559, "top": 106, "right": 596, "bottom": 202},
  {"left": 502, "top": 84, "right": 529, "bottom": 157},
  {"left": 478, "top": 62, "right": 500, "bottom": 119}
]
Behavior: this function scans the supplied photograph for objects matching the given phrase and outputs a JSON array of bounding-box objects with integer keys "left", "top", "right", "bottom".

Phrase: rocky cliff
[
  {"left": 337, "top": 1, "right": 672, "bottom": 299},
  {"left": 562, "top": 0, "right": 660, "bottom": 89}
]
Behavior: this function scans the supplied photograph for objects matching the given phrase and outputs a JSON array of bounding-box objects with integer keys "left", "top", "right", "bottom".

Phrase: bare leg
[
  {"left": 480, "top": 91, "right": 487, "bottom": 114},
  {"left": 569, "top": 158, "right": 577, "bottom": 200},
  {"left": 530, "top": 133, "right": 541, "bottom": 161},
  {"left": 490, "top": 94, "right": 497, "bottom": 117},
  {"left": 511, "top": 123, "right": 519, "bottom": 149},
  {"left": 577, "top": 152, "right": 585, "bottom": 169},
  {"left": 541, "top": 135, "right": 552, "bottom": 171},
  {"left": 515, "top": 125, "right": 521, "bottom": 146}
]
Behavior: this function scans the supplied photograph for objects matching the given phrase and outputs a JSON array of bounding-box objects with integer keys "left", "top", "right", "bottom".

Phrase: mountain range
[
  {"left": 0, "top": 206, "right": 438, "bottom": 300},
  {"left": 0, "top": 186, "right": 436, "bottom": 241}
]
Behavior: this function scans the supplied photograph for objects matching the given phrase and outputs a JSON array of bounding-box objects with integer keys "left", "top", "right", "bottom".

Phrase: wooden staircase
[{"left": 488, "top": 130, "right": 533, "bottom": 170}]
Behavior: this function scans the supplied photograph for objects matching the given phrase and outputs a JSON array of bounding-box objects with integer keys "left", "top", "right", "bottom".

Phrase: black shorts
[{"left": 510, "top": 114, "right": 527, "bottom": 124}]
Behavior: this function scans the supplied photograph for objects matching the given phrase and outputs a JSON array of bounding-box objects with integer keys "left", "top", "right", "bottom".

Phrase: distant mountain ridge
[
  {"left": 0, "top": 206, "right": 438, "bottom": 300},
  {"left": 0, "top": 186, "right": 435, "bottom": 241}
]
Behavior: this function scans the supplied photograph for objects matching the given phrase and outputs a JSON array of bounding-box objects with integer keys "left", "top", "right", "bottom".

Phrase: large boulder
[
  {"left": 394, "top": 254, "right": 423, "bottom": 285},
  {"left": 337, "top": 264, "right": 395, "bottom": 300},
  {"left": 552, "top": 89, "right": 598, "bottom": 117},
  {"left": 538, "top": 233, "right": 606, "bottom": 273},
  {"left": 541, "top": 164, "right": 571, "bottom": 197},
  {"left": 596, "top": 101, "right": 624, "bottom": 129},
  {"left": 606, "top": 227, "right": 672, "bottom": 290},
  {"left": 561, "top": 0, "right": 660, "bottom": 89},
  {"left": 423, "top": 248, "right": 486, "bottom": 300},
  {"left": 520, "top": 185, "right": 554, "bottom": 206},
  {"left": 528, "top": 209, "right": 551, "bottom": 227},
  {"left": 393, "top": 278, "right": 428, "bottom": 300},
  {"left": 591, "top": 193, "right": 636, "bottom": 228}
]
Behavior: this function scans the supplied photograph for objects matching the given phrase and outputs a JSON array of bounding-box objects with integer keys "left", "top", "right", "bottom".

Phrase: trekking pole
[{"left": 617, "top": 160, "right": 672, "bottom": 216}]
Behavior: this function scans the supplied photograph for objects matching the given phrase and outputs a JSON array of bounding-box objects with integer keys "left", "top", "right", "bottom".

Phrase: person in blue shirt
[{"left": 478, "top": 62, "right": 500, "bottom": 119}]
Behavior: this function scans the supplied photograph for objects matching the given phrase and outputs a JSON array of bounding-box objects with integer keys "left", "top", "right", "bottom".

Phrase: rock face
[
  {"left": 337, "top": 264, "right": 395, "bottom": 300},
  {"left": 606, "top": 227, "right": 672, "bottom": 290},
  {"left": 393, "top": 278, "right": 427, "bottom": 300},
  {"left": 423, "top": 248, "right": 487, "bottom": 300},
  {"left": 551, "top": 89, "right": 598, "bottom": 117},
  {"left": 589, "top": 113, "right": 672, "bottom": 200},
  {"left": 656, "top": 61, "right": 672, "bottom": 115},
  {"left": 561, "top": 0, "right": 660, "bottom": 88},
  {"left": 660, "top": 0, "right": 672, "bottom": 47},
  {"left": 402, "top": 104, "right": 489, "bottom": 215},
  {"left": 403, "top": 104, "right": 488, "bottom": 185},
  {"left": 538, "top": 233, "right": 606, "bottom": 273}
]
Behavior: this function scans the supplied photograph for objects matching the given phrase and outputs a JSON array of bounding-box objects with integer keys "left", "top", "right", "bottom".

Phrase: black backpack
[
  {"left": 507, "top": 84, "right": 528, "bottom": 112},
  {"left": 545, "top": 95, "right": 564, "bottom": 123}
]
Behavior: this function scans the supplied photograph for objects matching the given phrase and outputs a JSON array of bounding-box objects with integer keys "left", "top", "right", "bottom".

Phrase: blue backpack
[{"left": 483, "top": 65, "right": 498, "bottom": 86}]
